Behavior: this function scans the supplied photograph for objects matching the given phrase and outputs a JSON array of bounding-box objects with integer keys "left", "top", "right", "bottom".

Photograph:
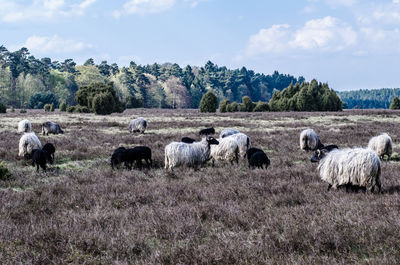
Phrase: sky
[{"left": 1, "top": 0, "right": 400, "bottom": 90}]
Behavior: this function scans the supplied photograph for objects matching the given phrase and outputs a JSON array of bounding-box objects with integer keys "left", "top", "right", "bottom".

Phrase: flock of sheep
[
  {"left": 15, "top": 116, "right": 393, "bottom": 193},
  {"left": 300, "top": 128, "right": 393, "bottom": 193}
]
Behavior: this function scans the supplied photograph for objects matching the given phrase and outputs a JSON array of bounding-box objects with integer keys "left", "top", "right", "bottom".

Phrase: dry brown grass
[{"left": 1, "top": 109, "right": 400, "bottom": 264}]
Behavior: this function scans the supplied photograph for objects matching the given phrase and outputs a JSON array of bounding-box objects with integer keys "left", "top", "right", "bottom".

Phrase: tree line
[
  {"left": 0, "top": 46, "right": 308, "bottom": 110},
  {"left": 338, "top": 88, "right": 400, "bottom": 109}
]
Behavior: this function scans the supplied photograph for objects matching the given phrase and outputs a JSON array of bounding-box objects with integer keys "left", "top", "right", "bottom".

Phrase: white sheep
[
  {"left": 220, "top": 128, "right": 240, "bottom": 138},
  {"left": 164, "top": 136, "right": 219, "bottom": 170},
  {"left": 368, "top": 133, "right": 392, "bottom": 160},
  {"left": 19, "top": 132, "right": 42, "bottom": 157},
  {"left": 210, "top": 136, "right": 239, "bottom": 165},
  {"left": 18, "top": 119, "right": 32, "bottom": 133},
  {"left": 226, "top": 132, "right": 250, "bottom": 158},
  {"left": 128, "top": 117, "right": 147, "bottom": 134},
  {"left": 299, "top": 128, "right": 323, "bottom": 151},
  {"left": 312, "top": 148, "right": 381, "bottom": 192}
]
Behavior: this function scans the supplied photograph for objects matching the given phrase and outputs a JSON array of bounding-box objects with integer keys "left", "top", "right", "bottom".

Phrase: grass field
[{"left": 1, "top": 109, "right": 400, "bottom": 264}]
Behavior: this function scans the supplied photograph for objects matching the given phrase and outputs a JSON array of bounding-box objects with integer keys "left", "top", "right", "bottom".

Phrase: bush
[
  {"left": 20, "top": 109, "right": 27, "bottom": 113},
  {"left": 44, "top": 104, "right": 51, "bottom": 112},
  {"left": 92, "top": 92, "right": 116, "bottom": 115},
  {"left": 219, "top": 99, "right": 230, "bottom": 113},
  {"left": 229, "top": 102, "right": 239, "bottom": 112},
  {"left": 241, "top": 96, "right": 256, "bottom": 112},
  {"left": 66, "top": 106, "right": 76, "bottom": 113},
  {"left": 75, "top": 82, "right": 124, "bottom": 114},
  {"left": 126, "top": 95, "right": 144, "bottom": 108},
  {"left": 10, "top": 106, "right": 15, "bottom": 112},
  {"left": 59, "top": 102, "right": 67, "bottom": 112},
  {"left": 0, "top": 102, "right": 6, "bottom": 113},
  {"left": 50, "top": 103, "right": 55, "bottom": 112},
  {"left": 0, "top": 162, "right": 11, "bottom": 181},
  {"left": 74, "top": 105, "right": 90, "bottom": 113},
  {"left": 29, "top": 92, "right": 59, "bottom": 109},
  {"left": 253, "top": 101, "right": 270, "bottom": 112},
  {"left": 199, "top": 91, "right": 218, "bottom": 113}
]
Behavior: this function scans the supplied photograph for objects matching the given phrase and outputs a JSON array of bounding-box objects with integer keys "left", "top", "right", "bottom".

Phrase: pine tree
[
  {"left": 390, "top": 96, "right": 400, "bottom": 109},
  {"left": 199, "top": 91, "right": 218, "bottom": 112}
]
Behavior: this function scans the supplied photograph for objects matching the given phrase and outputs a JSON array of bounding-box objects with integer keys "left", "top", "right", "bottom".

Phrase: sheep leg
[
  {"left": 36, "top": 164, "right": 39, "bottom": 172},
  {"left": 327, "top": 184, "right": 332, "bottom": 191}
]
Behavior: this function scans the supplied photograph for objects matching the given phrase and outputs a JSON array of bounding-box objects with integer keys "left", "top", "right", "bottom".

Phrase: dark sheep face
[
  {"left": 206, "top": 136, "right": 219, "bottom": 145},
  {"left": 311, "top": 145, "right": 338, "bottom": 163}
]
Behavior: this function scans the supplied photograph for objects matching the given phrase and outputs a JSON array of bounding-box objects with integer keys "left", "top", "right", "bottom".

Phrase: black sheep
[
  {"left": 199, "top": 127, "right": 215, "bottom": 136},
  {"left": 110, "top": 147, "right": 127, "bottom": 169},
  {"left": 249, "top": 151, "right": 270, "bottom": 169},
  {"left": 246, "top": 147, "right": 264, "bottom": 162},
  {"left": 181, "top": 137, "right": 196, "bottom": 143},
  {"left": 31, "top": 149, "right": 52, "bottom": 172},
  {"left": 42, "top": 143, "right": 55, "bottom": 163},
  {"left": 126, "top": 146, "right": 152, "bottom": 169}
]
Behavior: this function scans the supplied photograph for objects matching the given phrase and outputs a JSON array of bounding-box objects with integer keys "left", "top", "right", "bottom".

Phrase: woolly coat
[
  {"left": 165, "top": 137, "right": 212, "bottom": 169},
  {"left": 220, "top": 128, "right": 240, "bottom": 139},
  {"left": 128, "top": 117, "right": 147, "bottom": 133},
  {"left": 18, "top": 120, "right": 32, "bottom": 133},
  {"left": 368, "top": 133, "right": 392, "bottom": 158},
  {"left": 317, "top": 148, "right": 381, "bottom": 191},
  {"left": 19, "top": 132, "right": 42, "bottom": 157},
  {"left": 210, "top": 136, "right": 239, "bottom": 164},
  {"left": 300, "top": 128, "right": 321, "bottom": 151}
]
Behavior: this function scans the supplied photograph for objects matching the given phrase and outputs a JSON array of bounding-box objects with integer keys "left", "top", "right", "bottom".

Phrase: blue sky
[{"left": 2, "top": 0, "right": 400, "bottom": 90}]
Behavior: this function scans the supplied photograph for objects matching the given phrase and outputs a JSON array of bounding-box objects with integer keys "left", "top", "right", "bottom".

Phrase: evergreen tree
[
  {"left": 199, "top": 91, "right": 218, "bottom": 113},
  {"left": 390, "top": 96, "right": 400, "bottom": 109}
]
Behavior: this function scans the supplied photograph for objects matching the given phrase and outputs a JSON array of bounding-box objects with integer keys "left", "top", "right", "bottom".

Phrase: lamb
[
  {"left": 165, "top": 136, "right": 219, "bottom": 170},
  {"left": 128, "top": 117, "right": 147, "bottom": 134},
  {"left": 42, "top": 143, "right": 56, "bottom": 163},
  {"left": 311, "top": 147, "right": 381, "bottom": 193},
  {"left": 31, "top": 149, "right": 52, "bottom": 172},
  {"left": 19, "top": 132, "right": 42, "bottom": 158},
  {"left": 226, "top": 133, "right": 250, "bottom": 158},
  {"left": 246, "top": 147, "right": 264, "bottom": 162},
  {"left": 300, "top": 128, "right": 323, "bottom": 151},
  {"left": 181, "top": 137, "right": 196, "bottom": 144},
  {"left": 368, "top": 133, "right": 392, "bottom": 160},
  {"left": 199, "top": 127, "right": 215, "bottom": 136},
  {"left": 220, "top": 128, "right": 240, "bottom": 138},
  {"left": 42, "top": 121, "right": 64, "bottom": 135},
  {"left": 210, "top": 136, "right": 239, "bottom": 166},
  {"left": 110, "top": 146, "right": 152, "bottom": 170},
  {"left": 110, "top": 147, "right": 127, "bottom": 169},
  {"left": 18, "top": 119, "right": 32, "bottom": 133},
  {"left": 249, "top": 151, "right": 270, "bottom": 169}
]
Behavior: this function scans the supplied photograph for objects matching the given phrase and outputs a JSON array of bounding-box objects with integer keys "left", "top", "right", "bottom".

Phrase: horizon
[{"left": 2, "top": 0, "right": 400, "bottom": 91}]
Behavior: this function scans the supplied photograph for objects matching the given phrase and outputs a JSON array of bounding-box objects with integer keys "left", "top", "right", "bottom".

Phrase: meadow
[{"left": 1, "top": 109, "right": 400, "bottom": 264}]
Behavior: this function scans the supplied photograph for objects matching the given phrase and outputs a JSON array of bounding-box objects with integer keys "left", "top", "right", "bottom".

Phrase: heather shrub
[{"left": 0, "top": 162, "right": 11, "bottom": 181}]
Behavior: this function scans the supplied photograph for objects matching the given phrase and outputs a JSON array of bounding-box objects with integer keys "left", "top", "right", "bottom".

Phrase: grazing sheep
[
  {"left": 300, "top": 128, "right": 323, "bottom": 151},
  {"left": 199, "top": 127, "right": 215, "bottom": 136},
  {"left": 110, "top": 147, "right": 127, "bottom": 169},
  {"left": 42, "top": 143, "right": 55, "bottom": 163},
  {"left": 181, "top": 137, "right": 196, "bottom": 144},
  {"left": 18, "top": 120, "right": 32, "bottom": 133},
  {"left": 128, "top": 117, "right": 147, "bottom": 134},
  {"left": 210, "top": 136, "right": 239, "bottom": 166},
  {"left": 128, "top": 146, "right": 152, "bottom": 169},
  {"left": 311, "top": 147, "right": 381, "bottom": 193},
  {"left": 19, "top": 132, "right": 42, "bottom": 158},
  {"left": 42, "top": 121, "right": 64, "bottom": 135},
  {"left": 368, "top": 133, "right": 392, "bottom": 160},
  {"left": 226, "top": 133, "right": 250, "bottom": 158},
  {"left": 31, "top": 149, "right": 52, "bottom": 172},
  {"left": 111, "top": 146, "right": 152, "bottom": 170},
  {"left": 249, "top": 151, "right": 270, "bottom": 169},
  {"left": 165, "top": 136, "right": 219, "bottom": 170},
  {"left": 246, "top": 147, "right": 264, "bottom": 162},
  {"left": 220, "top": 128, "right": 240, "bottom": 138}
]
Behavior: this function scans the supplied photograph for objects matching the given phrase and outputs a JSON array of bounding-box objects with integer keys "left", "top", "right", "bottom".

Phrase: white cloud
[
  {"left": 0, "top": 0, "right": 98, "bottom": 23},
  {"left": 245, "top": 16, "right": 357, "bottom": 56},
  {"left": 291, "top": 17, "right": 357, "bottom": 51},
  {"left": 17, "top": 35, "right": 93, "bottom": 54}
]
